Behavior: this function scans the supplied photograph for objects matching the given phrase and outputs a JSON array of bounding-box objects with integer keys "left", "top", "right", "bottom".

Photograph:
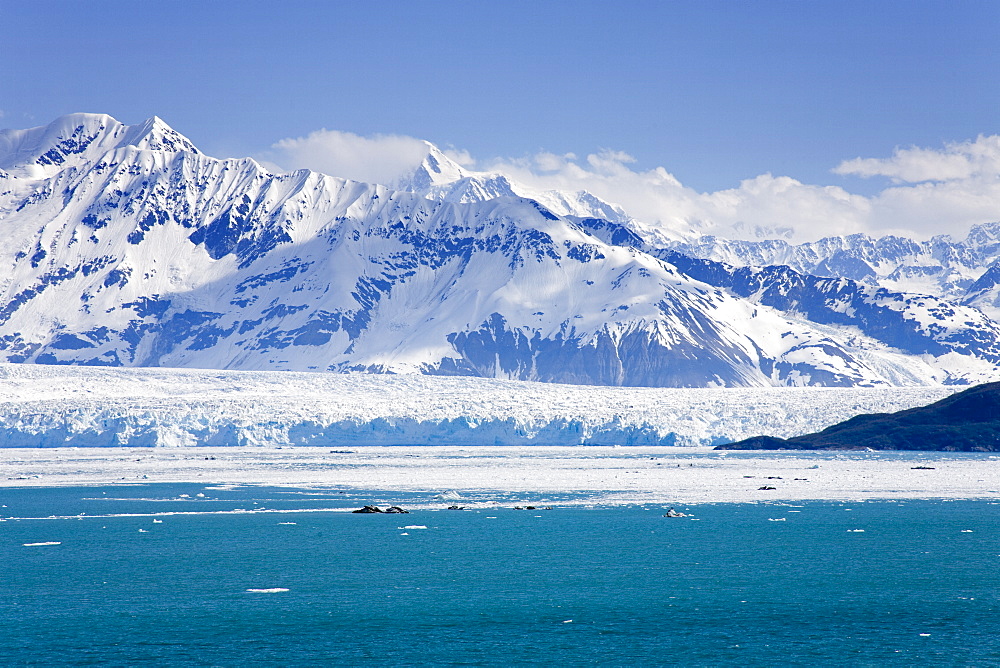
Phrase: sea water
[{"left": 2, "top": 485, "right": 999, "bottom": 666}]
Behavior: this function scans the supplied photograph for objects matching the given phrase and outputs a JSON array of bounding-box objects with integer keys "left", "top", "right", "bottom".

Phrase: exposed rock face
[
  {"left": 351, "top": 505, "right": 409, "bottom": 513},
  {"left": 352, "top": 505, "right": 383, "bottom": 514},
  {"left": 716, "top": 381, "right": 1000, "bottom": 451}
]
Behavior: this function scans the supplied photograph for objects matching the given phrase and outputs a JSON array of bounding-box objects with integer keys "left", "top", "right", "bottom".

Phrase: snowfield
[{"left": 0, "top": 363, "right": 957, "bottom": 448}]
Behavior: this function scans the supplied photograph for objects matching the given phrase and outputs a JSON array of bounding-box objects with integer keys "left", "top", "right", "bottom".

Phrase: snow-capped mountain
[
  {"left": 393, "top": 143, "right": 628, "bottom": 221},
  {"left": 390, "top": 134, "right": 1000, "bottom": 313},
  {"left": 392, "top": 143, "right": 697, "bottom": 244},
  {"left": 667, "top": 226, "right": 1000, "bottom": 318},
  {"left": 1, "top": 113, "right": 999, "bottom": 387},
  {"left": 0, "top": 113, "right": 199, "bottom": 180}
]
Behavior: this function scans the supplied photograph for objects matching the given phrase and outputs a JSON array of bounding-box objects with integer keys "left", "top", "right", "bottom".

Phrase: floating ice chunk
[
  {"left": 402, "top": 525, "right": 427, "bottom": 530},
  {"left": 768, "top": 518, "right": 786, "bottom": 521},
  {"left": 847, "top": 529, "right": 865, "bottom": 532},
  {"left": 138, "top": 529, "right": 148, "bottom": 533},
  {"left": 278, "top": 522, "right": 297, "bottom": 525},
  {"left": 152, "top": 519, "right": 163, "bottom": 523},
  {"left": 400, "top": 532, "right": 409, "bottom": 536},
  {"left": 23, "top": 541, "right": 60, "bottom": 546},
  {"left": 919, "top": 633, "right": 931, "bottom": 637},
  {"left": 246, "top": 588, "right": 289, "bottom": 593},
  {"left": 961, "top": 529, "right": 973, "bottom": 533}
]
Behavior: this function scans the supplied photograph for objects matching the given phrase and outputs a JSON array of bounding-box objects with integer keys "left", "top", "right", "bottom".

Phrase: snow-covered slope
[
  {"left": 392, "top": 133, "right": 1000, "bottom": 314},
  {"left": 668, "top": 225, "right": 1000, "bottom": 317},
  {"left": 0, "top": 364, "right": 957, "bottom": 447},
  {"left": 0, "top": 113, "right": 199, "bottom": 180},
  {"left": 1, "top": 113, "right": 1000, "bottom": 386},
  {"left": 394, "top": 144, "right": 627, "bottom": 221}
]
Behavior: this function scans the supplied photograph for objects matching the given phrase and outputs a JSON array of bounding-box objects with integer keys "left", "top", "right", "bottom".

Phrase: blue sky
[{"left": 3, "top": 1, "right": 999, "bottom": 238}]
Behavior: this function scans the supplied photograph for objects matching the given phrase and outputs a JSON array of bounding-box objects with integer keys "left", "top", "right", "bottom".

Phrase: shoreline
[{"left": 2, "top": 446, "right": 999, "bottom": 504}]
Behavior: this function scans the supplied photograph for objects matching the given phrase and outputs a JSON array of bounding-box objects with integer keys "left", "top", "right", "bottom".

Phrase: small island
[{"left": 716, "top": 381, "right": 1000, "bottom": 451}]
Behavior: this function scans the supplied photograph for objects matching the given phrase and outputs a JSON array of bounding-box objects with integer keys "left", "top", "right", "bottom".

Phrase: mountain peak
[
  {"left": 1, "top": 112, "right": 999, "bottom": 387},
  {"left": 392, "top": 140, "right": 645, "bottom": 228},
  {"left": 125, "top": 115, "right": 200, "bottom": 154},
  {"left": 401, "top": 141, "right": 471, "bottom": 190},
  {"left": 0, "top": 113, "right": 199, "bottom": 179}
]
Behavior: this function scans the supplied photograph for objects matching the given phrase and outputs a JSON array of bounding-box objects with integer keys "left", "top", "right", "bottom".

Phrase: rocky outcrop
[
  {"left": 351, "top": 505, "right": 409, "bottom": 514},
  {"left": 351, "top": 505, "right": 384, "bottom": 513}
]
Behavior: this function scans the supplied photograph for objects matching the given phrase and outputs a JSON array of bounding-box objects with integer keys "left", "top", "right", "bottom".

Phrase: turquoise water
[{"left": 2, "top": 485, "right": 999, "bottom": 666}]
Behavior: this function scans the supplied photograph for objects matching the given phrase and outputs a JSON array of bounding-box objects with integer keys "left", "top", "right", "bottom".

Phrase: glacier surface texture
[{"left": 0, "top": 364, "right": 958, "bottom": 448}]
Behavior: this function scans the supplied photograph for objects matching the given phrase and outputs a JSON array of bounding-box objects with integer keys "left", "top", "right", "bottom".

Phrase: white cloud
[
  {"left": 701, "top": 175, "right": 872, "bottom": 239},
  {"left": 833, "top": 135, "right": 1000, "bottom": 183},
  {"left": 486, "top": 141, "right": 1000, "bottom": 241},
  {"left": 262, "top": 126, "right": 1000, "bottom": 242},
  {"left": 483, "top": 151, "right": 872, "bottom": 241},
  {"left": 442, "top": 147, "right": 475, "bottom": 167},
  {"left": 261, "top": 129, "right": 430, "bottom": 186},
  {"left": 869, "top": 177, "right": 1000, "bottom": 234}
]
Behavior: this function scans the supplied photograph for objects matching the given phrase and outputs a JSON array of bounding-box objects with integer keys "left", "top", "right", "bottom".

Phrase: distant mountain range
[
  {"left": 669, "top": 226, "right": 1000, "bottom": 320},
  {"left": 1, "top": 113, "right": 1000, "bottom": 387}
]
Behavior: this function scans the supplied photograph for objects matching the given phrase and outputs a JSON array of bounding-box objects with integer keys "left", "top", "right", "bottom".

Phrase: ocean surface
[{"left": 2, "top": 484, "right": 999, "bottom": 666}]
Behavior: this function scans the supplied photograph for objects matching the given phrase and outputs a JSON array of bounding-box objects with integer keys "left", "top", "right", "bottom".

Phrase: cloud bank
[
  {"left": 834, "top": 135, "right": 1000, "bottom": 183},
  {"left": 262, "top": 129, "right": 430, "bottom": 186},
  {"left": 262, "top": 130, "right": 1000, "bottom": 242}
]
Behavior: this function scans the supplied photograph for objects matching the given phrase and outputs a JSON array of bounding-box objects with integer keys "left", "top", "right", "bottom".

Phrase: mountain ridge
[{"left": 1, "top": 113, "right": 999, "bottom": 387}]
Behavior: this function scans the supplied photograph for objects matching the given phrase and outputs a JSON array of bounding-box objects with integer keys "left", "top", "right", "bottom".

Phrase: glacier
[{"left": 0, "top": 364, "right": 957, "bottom": 448}]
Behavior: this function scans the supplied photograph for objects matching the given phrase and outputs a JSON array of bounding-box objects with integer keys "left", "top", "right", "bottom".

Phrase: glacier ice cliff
[{"left": 0, "top": 364, "right": 957, "bottom": 448}]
